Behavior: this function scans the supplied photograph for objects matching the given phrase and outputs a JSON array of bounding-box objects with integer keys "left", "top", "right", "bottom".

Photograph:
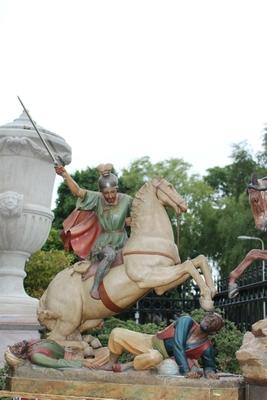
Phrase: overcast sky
[{"left": 1, "top": 0, "right": 267, "bottom": 188}]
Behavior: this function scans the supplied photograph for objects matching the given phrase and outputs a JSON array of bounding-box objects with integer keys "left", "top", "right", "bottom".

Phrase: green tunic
[
  {"left": 28, "top": 340, "right": 83, "bottom": 369},
  {"left": 76, "top": 191, "right": 132, "bottom": 258}
]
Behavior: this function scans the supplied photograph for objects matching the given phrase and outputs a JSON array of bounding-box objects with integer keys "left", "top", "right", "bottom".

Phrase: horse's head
[
  {"left": 247, "top": 174, "right": 267, "bottom": 232},
  {"left": 152, "top": 178, "right": 188, "bottom": 215}
]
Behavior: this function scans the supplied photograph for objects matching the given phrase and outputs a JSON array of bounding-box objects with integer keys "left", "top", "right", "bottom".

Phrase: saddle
[{"left": 72, "top": 250, "right": 124, "bottom": 281}]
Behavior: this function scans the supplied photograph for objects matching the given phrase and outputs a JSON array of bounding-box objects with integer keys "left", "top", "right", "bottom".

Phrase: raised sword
[{"left": 17, "top": 96, "right": 58, "bottom": 165}]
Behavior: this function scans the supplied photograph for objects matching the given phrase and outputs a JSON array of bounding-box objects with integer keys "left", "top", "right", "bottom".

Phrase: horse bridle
[
  {"left": 152, "top": 180, "right": 184, "bottom": 210},
  {"left": 152, "top": 179, "right": 183, "bottom": 248}
]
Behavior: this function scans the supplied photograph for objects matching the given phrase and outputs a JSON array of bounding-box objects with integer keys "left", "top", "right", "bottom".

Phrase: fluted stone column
[{"left": 0, "top": 110, "right": 71, "bottom": 362}]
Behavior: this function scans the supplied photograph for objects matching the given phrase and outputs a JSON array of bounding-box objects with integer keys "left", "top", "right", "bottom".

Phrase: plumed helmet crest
[{"left": 97, "top": 163, "right": 118, "bottom": 191}]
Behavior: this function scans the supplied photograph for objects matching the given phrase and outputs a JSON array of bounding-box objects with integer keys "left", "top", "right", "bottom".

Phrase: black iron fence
[
  {"left": 214, "top": 262, "right": 267, "bottom": 331},
  {"left": 120, "top": 261, "right": 266, "bottom": 331},
  {"left": 120, "top": 284, "right": 200, "bottom": 325}
]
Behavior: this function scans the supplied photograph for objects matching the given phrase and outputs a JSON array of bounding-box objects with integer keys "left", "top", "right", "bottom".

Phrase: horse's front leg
[
  {"left": 126, "top": 259, "right": 214, "bottom": 311},
  {"left": 190, "top": 255, "right": 217, "bottom": 298},
  {"left": 228, "top": 249, "right": 267, "bottom": 298},
  {"left": 156, "top": 260, "right": 214, "bottom": 311}
]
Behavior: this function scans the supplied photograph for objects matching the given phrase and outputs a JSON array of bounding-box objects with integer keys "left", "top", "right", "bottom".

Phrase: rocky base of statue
[
  {"left": 236, "top": 319, "right": 267, "bottom": 384},
  {"left": 5, "top": 362, "right": 245, "bottom": 400}
]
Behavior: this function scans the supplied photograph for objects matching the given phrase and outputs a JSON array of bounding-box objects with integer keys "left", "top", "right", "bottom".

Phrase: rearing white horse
[{"left": 38, "top": 178, "right": 216, "bottom": 342}]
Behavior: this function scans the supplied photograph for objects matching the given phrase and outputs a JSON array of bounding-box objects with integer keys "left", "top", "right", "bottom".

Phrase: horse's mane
[{"left": 130, "top": 181, "right": 155, "bottom": 229}]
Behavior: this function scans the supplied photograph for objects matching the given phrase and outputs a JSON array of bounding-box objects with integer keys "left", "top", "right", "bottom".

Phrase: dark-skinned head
[
  {"left": 200, "top": 312, "right": 224, "bottom": 334},
  {"left": 8, "top": 340, "right": 29, "bottom": 359}
]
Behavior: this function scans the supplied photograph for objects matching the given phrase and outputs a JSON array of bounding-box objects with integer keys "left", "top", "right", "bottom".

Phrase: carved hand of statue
[
  {"left": 55, "top": 165, "right": 67, "bottom": 178},
  {"left": 185, "top": 370, "right": 202, "bottom": 379},
  {"left": 205, "top": 371, "right": 219, "bottom": 380}
]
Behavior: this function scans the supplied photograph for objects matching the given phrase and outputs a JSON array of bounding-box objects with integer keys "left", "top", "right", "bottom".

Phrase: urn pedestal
[{"left": 0, "top": 110, "right": 71, "bottom": 363}]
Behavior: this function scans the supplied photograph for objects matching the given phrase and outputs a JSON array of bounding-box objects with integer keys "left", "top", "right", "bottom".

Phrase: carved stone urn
[{"left": 0, "top": 111, "right": 71, "bottom": 325}]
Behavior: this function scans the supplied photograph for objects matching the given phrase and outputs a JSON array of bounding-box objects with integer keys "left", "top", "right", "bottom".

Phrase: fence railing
[{"left": 214, "top": 262, "right": 267, "bottom": 330}]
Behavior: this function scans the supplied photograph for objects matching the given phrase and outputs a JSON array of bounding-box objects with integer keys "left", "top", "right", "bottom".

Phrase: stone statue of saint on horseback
[{"left": 38, "top": 164, "right": 216, "bottom": 345}]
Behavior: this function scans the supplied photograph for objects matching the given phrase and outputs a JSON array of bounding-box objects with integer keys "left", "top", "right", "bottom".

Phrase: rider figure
[{"left": 55, "top": 163, "right": 133, "bottom": 299}]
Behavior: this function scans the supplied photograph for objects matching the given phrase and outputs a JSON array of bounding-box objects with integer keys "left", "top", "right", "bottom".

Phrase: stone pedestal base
[
  {"left": 0, "top": 294, "right": 41, "bottom": 365},
  {"left": 246, "top": 383, "right": 267, "bottom": 400},
  {"left": 6, "top": 365, "right": 245, "bottom": 400}
]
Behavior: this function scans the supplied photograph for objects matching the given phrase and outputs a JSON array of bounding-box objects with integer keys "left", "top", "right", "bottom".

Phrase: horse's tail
[{"left": 37, "top": 289, "right": 61, "bottom": 330}]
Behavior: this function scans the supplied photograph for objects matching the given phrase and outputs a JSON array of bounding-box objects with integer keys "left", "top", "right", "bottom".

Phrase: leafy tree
[
  {"left": 205, "top": 142, "right": 262, "bottom": 201},
  {"left": 215, "top": 193, "right": 260, "bottom": 275},
  {"left": 119, "top": 156, "right": 190, "bottom": 196},
  {"left": 41, "top": 228, "right": 64, "bottom": 251},
  {"left": 179, "top": 179, "right": 218, "bottom": 261},
  {"left": 257, "top": 127, "right": 267, "bottom": 168},
  {"left": 25, "top": 250, "right": 75, "bottom": 298}
]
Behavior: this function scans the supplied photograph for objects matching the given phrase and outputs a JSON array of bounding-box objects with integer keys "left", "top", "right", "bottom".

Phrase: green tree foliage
[
  {"left": 0, "top": 365, "right": 8, "bottom": 390},
  {"left": 205, "top": 141, "right": 264, "bottom": 201},
  {"left": 41, "top": 228, "right": 64, "bottom": 251},
  {"left": 203, "top": 141, "right": 266, "bottom": 275},
  {"left": 24, "top": 250, "right": 75, "bottom": 298},
  {"left": 215, "top": 193, "right": 257, "bottom": 274},
  {"left": 119, "top": 156, "right": 190, "bottom": 196}
]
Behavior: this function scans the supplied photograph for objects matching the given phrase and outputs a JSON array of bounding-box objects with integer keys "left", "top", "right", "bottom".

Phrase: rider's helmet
[{"left": 97, "top": 163, "right": 118, "bottom": 191}]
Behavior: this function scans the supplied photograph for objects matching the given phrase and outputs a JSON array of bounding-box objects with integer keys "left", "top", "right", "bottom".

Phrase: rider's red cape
[{"left": 60, "top": 209, "right": 101, "bottom": 259}]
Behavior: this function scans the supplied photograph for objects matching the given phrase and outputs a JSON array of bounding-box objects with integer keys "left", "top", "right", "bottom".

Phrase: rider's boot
[{"left": 90, "top": 246, "right": 116, "bottom": 300}]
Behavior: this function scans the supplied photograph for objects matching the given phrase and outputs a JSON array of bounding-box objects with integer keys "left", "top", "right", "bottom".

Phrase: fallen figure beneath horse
[
  {"left": 229, "top": 175, "right": 267, "bottom": 298},
  {"left": 5, "top": 313, "right": 224, "bottom": 381},
  {"left": 98, "top": 313, "right": 224, "bottom": 379},
  {"left": 38, "top": 178, "right": 217, "bottom": 350}
]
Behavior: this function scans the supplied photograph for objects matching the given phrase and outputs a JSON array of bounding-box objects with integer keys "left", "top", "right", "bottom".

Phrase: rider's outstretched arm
[{"left": 55, "top": 166, "right": 86, "bottom": 199}]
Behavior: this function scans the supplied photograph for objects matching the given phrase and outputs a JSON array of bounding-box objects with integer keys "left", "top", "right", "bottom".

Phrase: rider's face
[{"left": 102, "top": 187, "right": 118, "bottom": 204}]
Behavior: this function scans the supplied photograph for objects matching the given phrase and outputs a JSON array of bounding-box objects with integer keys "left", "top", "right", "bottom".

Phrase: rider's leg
[{"left": 90, "top": 246, "right": 116, "bottom": 300}]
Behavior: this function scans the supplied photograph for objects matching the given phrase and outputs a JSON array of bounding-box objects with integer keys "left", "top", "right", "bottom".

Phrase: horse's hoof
[
  {"left": 210, "top": 288, "right": 217, "bottom": 299},
  {"left": 199, "top": 297, "right": 214, "bottom": 311},
  {"left": 228, "top": 282, "right": 239, "bottom": 299}
]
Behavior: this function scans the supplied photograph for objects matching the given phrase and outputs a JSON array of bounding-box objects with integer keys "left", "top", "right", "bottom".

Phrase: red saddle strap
[{"left": 99, "top": 282, "right": 125, "bottom": 314}]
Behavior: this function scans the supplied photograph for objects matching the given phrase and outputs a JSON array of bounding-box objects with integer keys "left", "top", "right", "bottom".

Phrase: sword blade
[{"left": 17, "top": 96, "right": 58, "bottom": 165}]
